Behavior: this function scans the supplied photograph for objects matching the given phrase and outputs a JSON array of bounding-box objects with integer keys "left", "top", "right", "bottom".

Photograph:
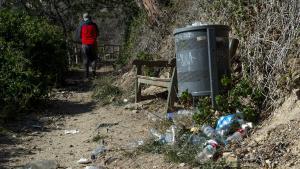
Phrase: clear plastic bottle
[
  {"left": 91, "top": 145, "right": 106, "bottom": 160},
  {"left": 225, "top": 122, "right": 253, "bottom": 144},
  {"left": 201, "top": 125, "right": 216, "bottom": 138},
  {"left": 195, "top": 140, "right": 218, "bottom": 162},
  {"left": 225, "top": 129, "right": 245, "bottom": 144},
  {"left": 191, "top": 135, "right": 207, "bottom": 145},
  {"left": 164, "top": 125, "right": 176, "bottom": 145},
  {"left": 150, "top": 128, "right": 165, "bottom": 142},
  {"left": 201, "top": 125, "right": 225, "bottom": 144}
]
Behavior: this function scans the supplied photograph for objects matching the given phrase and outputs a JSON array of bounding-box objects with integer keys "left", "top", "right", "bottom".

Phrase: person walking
[{"left": 76, "top": 13, "right": 99, "bottom": 78}]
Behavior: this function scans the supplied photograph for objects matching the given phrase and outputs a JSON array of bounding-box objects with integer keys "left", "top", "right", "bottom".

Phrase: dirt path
[
  {"left": 0, "top": 71, "right": 184, "bottom": 169},
  {"left": 3, "top": 69, "right": 298, "bottom": 169}
]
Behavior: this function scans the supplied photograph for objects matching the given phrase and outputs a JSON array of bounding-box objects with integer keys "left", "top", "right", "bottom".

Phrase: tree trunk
[{"left": 137, "top": 0, "right": 160, "bottom": 24}]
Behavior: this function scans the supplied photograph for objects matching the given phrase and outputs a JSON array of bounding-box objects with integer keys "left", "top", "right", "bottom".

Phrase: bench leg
[
  {"left": 135, "top": 65, "right": 142, "bottom": 103},
  {"left": 167, "top": 67, "right": 177, "bottom": 112},
  {"left": 135, "top": 81, "right": 142, "bottom": 103}
]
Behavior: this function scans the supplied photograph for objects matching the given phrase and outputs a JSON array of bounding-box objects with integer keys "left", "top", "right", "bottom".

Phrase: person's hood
[{"left": 83, "top": 19, "right": 92, "bottom": 24}]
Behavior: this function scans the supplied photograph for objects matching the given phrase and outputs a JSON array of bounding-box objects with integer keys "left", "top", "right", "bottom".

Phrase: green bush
[
  {"left": 193, "top": 77, "right": 265, "bottom": 125},
  {"left": 0, "top": 9, "right": 67, "bottom": 120}
]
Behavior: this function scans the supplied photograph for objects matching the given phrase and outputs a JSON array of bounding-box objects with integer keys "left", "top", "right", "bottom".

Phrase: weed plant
[{"left": 92, "top": 77, "right": 122, "bottom": 105}]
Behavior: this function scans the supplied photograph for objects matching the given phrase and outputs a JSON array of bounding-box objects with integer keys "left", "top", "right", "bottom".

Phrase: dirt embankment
[{"left": 238, "top": 92, "right": 300, "bottom": 168}]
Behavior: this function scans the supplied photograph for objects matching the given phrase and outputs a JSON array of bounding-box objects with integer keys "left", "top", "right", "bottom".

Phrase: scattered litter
[
  {"left": 77, "top": 158, "right": 91, "bottom": 164},
  {"left": 201, "top": 125, "right": 225, "bottom": 144},
  {"left": 149, "top": 128, "right": 164, "bottom": 141},
  {"left": 150, "top": 125, "right": 177, "bottom": 145},
  {"left": 167, "top": 112, "right": 174, "bottom": 120},
  {"left": 147, "top": 109, "right": 254, "bottom": 165},
  {"left": 190, "top": 134, "right": 206, "bottom": 145},
  {"left": 164, "top": 125, "right": 176, "bottom": 145},
  {"left": 124, "top": 103, "right": 139, "bottom": 110},
  {"left": 84, "top": 166, "right": 99, "bottom": 169},
  {"left": 172, "top": 109, "right": 195, "bottom": 128},
  {"left": 64, "top": 129, "right": 79, "bottom": 134},
  {"left": 128, "top": 139, "right": 145, "bottom": 149},
  {"left": 91, "top": 145, "right": 106, "bottom": 160},
  {"left": 225, "top": 122, "right": 252, "bottom": 144},
  {"left": 195, "top": 139, "right": 218, "bottom": 163},
  {"left": 242, "top": 122, "right": 253, "bottom": 129},
  {"left": 216, "top": 113, "right": 242, "bottom": 136},
  {"left": 23, "top": 160, "right": 58, "bottom": 169},
  {"left": 96, "top": 122, "right": 119, "bottom": 129},
  {"left": 104, "top": 157, "right": 118, "bottom": 165},
  {"left": 123, "top": 98, "right": 128, "bottom": 103}
]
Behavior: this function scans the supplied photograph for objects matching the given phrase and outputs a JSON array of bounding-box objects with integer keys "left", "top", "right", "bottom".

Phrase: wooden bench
[{"left": 132, "top": 58, "right": 177, "bottom": 112}]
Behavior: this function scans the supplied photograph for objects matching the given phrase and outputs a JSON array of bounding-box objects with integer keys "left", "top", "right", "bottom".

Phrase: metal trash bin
[{"left": 174, "top": 24, "right": 230, "bottom": 101}]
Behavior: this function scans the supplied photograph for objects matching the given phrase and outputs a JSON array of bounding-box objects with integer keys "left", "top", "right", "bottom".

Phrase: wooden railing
[
  {"left": 97, "top": 44, "right": 120, "bottom": 62},
  {"left": 73, "top": 44, "right": 121, "bottom": 68}
]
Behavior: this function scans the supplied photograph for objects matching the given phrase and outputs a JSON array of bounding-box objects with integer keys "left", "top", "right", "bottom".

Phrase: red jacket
[{"left": 77, "top": 20, "right": 99, "bottom": 45}]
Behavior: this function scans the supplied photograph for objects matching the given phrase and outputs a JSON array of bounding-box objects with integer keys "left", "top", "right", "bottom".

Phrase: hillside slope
[{"left": 239, "top": 92, "right": 300, "bottom": 168}]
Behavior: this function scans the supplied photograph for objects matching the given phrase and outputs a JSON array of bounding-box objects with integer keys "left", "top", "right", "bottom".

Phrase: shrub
[
  {"left": 193, "top": 76, "right": 265, "bottom": 126},
  {"left": 0, "top": 9, "right": 67, "bottom": 120}
]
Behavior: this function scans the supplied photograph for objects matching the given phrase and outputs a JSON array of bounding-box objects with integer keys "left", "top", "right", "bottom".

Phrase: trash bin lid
[{"left": 173, "top": 24, "right": 230, "bottom": 35}]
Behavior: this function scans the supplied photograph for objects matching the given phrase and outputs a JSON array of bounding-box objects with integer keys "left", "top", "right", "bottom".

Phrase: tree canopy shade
[{"left": 2, "top": 0, "right": 140, "bottom": 35}]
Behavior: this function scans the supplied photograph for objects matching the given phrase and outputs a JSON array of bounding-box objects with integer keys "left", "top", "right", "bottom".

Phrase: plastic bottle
[
  {"left": 191, "top": 135, "right": 207, "bottom": 145},
  {"left": 201, "top": 125, "right": 226, "bottom": 144},
  {"left": 195, "top": 140, "right": 218, "bottom": 162},
  {"left": 225, "top": 128, "right": 245, "bottom": 144},
  {"left": 150, "top": 128, "right": 165, "bottom": 142},
  {"left": 201, "top": 125, "right": 217, "bottom": 138},
  {"left": 91, "top": 145, "right": 106, "bottom": 160},
  {"left": 225, "top": 122, "right": 252, "bottom": 144},
  {"left": 164, "top": 125, "right": 176, "bottom": 145}
]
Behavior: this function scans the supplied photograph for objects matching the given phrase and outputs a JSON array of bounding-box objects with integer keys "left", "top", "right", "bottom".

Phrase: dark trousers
[{"left": 82, "top": 44, "right": 97, "bottom": 77}]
